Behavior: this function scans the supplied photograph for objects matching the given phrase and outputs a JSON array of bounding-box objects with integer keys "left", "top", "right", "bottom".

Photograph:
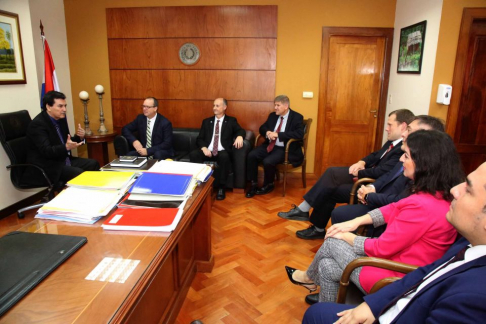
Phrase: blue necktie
[{"left": 53, "top": 122, "right": 71, "bottom": 166}]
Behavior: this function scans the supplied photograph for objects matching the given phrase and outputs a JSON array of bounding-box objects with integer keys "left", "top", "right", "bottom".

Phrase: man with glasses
[{"left": 122, "top": 97, "right": 174, "bottom": 160}]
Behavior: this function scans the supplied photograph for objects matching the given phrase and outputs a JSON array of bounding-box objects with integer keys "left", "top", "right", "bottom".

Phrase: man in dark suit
[
  {"left": 122, "top": 97, "right": 174, "bottom": 160},
  {"left": 331, "top": 115, "right": 446, "bottom": 234},
  {"left": 24, "top": 91, "right": 99, "bottom": 186},
  {"left": 246, "top": 95, "right": 304, "bottom": 198},
  {"left": 190, "top": 98, "right": 245, "bottom": 200},
  {"left": 303, "top": 162, "right": 486, "bottom": 324},
  {"left": 278, "top": 109, "right": 414, "bottom": 240}
]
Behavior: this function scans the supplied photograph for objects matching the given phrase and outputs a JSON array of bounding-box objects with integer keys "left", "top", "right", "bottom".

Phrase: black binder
[{"left": 0, "top": 231, "right": 87, "bottom": 316}]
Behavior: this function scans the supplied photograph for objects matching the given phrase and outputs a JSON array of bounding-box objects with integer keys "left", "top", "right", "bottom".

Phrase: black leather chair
[
  {"left": 0, "top": 110, "right": 59, "bottom": 218},
  {"left": 114, "top": 128, "right": 255, "bottom": 191}
]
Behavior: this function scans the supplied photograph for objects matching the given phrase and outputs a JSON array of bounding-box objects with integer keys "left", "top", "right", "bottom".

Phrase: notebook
[{"left": 0, "top": 231, "right": 87, "bottom": 316}]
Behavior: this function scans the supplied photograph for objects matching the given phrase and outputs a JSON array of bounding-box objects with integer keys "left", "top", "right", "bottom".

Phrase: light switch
[{"left": 303, "top": 91, "right": 313, "bottom": 98}]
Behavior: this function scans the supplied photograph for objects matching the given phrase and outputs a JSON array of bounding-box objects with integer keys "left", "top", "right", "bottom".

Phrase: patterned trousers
[{"left": 306, "top": 238, "right": 367, "bottom": 302}]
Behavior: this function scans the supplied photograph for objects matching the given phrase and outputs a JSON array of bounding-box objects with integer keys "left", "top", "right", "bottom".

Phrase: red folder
[{"left": 102, "top": 207, "right": 181, "bottom": 232}]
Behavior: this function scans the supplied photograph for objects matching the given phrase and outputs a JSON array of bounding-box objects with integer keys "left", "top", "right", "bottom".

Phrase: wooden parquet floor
[{"left": 176, "top": 174, "right": 323, "bottom": 324}]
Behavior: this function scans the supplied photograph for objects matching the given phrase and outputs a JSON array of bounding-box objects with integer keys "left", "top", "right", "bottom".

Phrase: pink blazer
[{"left": 359, "top": 192, "right": 457, "bottom": 292}]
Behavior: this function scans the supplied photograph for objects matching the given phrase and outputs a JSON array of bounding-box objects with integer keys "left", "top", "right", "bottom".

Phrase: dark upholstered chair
[
  {"left": 0, "top": 110, "right": 60, "bottom": 218},
  {"left": 114, "top": 128, "right": 255, "bottom": 192}
]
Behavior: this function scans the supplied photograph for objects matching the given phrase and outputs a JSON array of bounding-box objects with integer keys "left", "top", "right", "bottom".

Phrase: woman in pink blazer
[{"left": 286, "top": 130, "right": 464, "bottom": 302}]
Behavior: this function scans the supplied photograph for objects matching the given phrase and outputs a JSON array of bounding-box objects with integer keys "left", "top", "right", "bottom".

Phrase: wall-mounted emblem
[{"left": 179, "top": 43, "right": 200, "bottom": 65}]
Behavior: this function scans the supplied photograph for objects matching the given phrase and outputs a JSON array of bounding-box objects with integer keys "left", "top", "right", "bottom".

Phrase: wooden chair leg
[
  {"left": 302, "top": 162, "right": 307, "bottom": 188},
  {"left": 282, "top": 169, "right": 287, "bottom": 196}
]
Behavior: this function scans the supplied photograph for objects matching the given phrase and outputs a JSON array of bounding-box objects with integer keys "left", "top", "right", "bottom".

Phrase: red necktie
[
  {"left": 212, "top": 120, "right": 220, "bottom": 156},
  {"left": 383, "top": 143, "right": 394, "bottom": 157},
  {"left": 267, "top": 117, "right": 284, "bottom": 153}
]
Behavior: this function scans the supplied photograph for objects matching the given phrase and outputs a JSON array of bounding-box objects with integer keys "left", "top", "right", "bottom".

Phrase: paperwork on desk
[
  {"left": 35, "top": 171, "right": 137, "bottom": 224},
  {"left": 127, "top": 172, "right": 197, "bottom": 201},
  {"left": 102, "top": 199, "right": 187, "bottom": 232},
  {"left": 148, "top": 160, "right": 212, "bottom": 182},
  {"left": 67, "top": 171, "right": 137, "bottom": 191}
]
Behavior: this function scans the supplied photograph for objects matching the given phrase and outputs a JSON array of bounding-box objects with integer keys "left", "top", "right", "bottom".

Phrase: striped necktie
[{"left": 146, "top": 119, "right": 152, "bottom": 159}]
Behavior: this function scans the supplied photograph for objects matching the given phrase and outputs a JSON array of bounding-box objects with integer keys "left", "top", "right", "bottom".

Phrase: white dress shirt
[
  {"left": 379, "top": 244, "right": 486, "bottom": 323},
  {"left": 208, "top": 115, "right": 225, "bottom": 152},
  {"left": 272, "top": 111, "right": 289, "bottom": 147}
]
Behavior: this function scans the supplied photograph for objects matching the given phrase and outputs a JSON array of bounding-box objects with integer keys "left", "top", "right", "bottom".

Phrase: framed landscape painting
[
  {"left": 0, "top": 10, "right": 26, "bottom": 84},
  {"left": 397, "top": 20, "right": 427, "bottom": 74}
]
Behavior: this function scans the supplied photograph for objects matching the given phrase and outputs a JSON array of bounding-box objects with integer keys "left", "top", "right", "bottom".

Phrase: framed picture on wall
[
  {"left": 0, "top": 10, "right": 26, "bottom": 84},
  {"left": 397, "top": 20, "right": 427, "bottom": 74}
]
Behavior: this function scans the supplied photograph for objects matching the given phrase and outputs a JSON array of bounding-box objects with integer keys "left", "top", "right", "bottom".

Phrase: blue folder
[{"left": 129, "top": 172, "right": 193, "bottom": 196}]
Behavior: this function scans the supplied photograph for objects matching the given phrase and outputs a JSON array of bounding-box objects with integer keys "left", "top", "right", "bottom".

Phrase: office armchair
[
  {"left": 336, "top": 256, "right": 418, "bottom": 304},
  {"left": 0, "top": 110, "right": 58, "bottom": 218},
  {"left": 255, "top": 118, "right": 312, "bottom": 196}
]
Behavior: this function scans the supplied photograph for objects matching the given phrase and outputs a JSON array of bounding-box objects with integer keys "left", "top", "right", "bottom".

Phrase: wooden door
[
  {"left": 446, "top": 9, "right": 486, "bottom": 174},
  {"left": 315, "top": 27, "right": 393, "bottom": 175}
]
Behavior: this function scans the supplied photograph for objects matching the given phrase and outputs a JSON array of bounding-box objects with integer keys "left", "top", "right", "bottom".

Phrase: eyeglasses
[{"left": 142, "top": 105, "right": 156, "bottom": 109}]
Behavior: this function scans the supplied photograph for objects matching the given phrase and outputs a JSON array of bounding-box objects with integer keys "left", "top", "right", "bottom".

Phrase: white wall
[
  {"left": 0, "top": 0, "right": 43, "bottom": 210},
  {"left": 383, "top": 0, "right": 443, "bottom": 142},
  {"left": 0, "top": 0, "right": 73, "bottom": 211},
  {"left": 29, "top": 0, "right": 74, "bottom": 131}
]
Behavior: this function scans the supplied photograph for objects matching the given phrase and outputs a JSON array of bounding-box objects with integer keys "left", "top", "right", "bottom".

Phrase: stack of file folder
[
  {"left": 102, "top": 172, "right": 195, "bottom": 232},
  {"left": 35, "top": 172, "right": 137, "bottom": 224}
]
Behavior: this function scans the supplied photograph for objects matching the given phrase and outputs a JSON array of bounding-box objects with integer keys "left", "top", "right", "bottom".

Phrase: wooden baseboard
[{"left": 0, "top": 189, "right": 48, "bottom": 219}]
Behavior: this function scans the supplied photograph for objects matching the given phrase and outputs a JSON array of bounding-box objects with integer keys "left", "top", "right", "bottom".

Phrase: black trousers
[
  {"left": 189, "top": 149, "right": 231, "bottom": 188},
  {"left": 60, "top": 157, "right": 100, "bottom": 183},
  {"left": 126, "top": 149, "right": 173, "bottom": 161},
  {"left": 303, "top": 166, "right": 355, "bottom": 229},
  {"left": 331, "top": 203, "right": 386, "bottom": 237},
  {"left": 246, "top": 145, "right": 285, "bottom": 186}
]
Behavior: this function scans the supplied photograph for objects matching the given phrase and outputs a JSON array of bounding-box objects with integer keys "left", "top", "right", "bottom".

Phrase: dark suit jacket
[
  {"left": 366, "top": 162, "right": 411, "bottom": 208},
  {"left": 364, "top": 237, "right": 486, "bottom": 323},
  {"left": 122, "top": 113, "right": 174, "bottom": 157},
  {"left": 24, "top": 110, "right": 83, "bottom": 185},
  {"left": 195, "top": 115, "right": 245, "bottom": 152},
  {"left": 259, "top": 109, "right": 304, "bottom": 164},
  {"left": 358, "top": 140, "right": 403, "bottom": 179}
]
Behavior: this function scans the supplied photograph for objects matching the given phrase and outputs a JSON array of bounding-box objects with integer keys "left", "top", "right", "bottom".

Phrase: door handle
[{"left": 369, "top": 110, "right": 377, "bottom": 113}]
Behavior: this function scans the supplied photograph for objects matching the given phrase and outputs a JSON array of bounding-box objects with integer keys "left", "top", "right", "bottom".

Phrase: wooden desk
[
  {"left": 85, "top": 132, "right": 117, "bottom": 166},
  {"left": 0, "top": 179, "right": 214, "bottom": 323}
]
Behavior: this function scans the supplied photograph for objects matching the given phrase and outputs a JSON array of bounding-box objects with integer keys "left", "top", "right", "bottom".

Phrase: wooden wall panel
[
  {"left": 106, "top": 6, "right": 277, "bottom": 135},
  {"left": 110, "top": 70, "right": 275, "bottom": 101},
  {"left": 107, "top": 6, "right": 277, "bottom": 38},
  {"left": 112, "top": 100, "right": 273, "bottom": 135},
  {"left": 108, "top": 38, "right": 277, "bottom": 70}
]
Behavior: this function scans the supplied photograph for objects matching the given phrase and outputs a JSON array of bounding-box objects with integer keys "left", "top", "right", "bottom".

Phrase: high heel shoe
[{"left": 285, "top": 266, "right": 317, "bottom": 292}]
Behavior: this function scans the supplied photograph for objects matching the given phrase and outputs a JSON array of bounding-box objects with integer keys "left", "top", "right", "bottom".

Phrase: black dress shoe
[
  {"left": 305, "top": 293, "right": 319, "bottom": 305},
  {"left": 284, "top": 266, "right": 317, "bottom": 292},
  {"left": 296, "top": 225, "right": 326, "bottom": 240},
  {"left": 216, "top": 188, "right": 225, "bottom": 200},
  {"left": 277, "top": 204, "right": 310, "bottom": 221},
  {"left": 256, "top": 183, "right": 275, "bottom": 195},
  {"left": 246, "top": 186, "right": 257, "bottom": 198}
]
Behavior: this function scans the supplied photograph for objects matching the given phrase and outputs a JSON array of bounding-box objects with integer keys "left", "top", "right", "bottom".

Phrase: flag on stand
[{"left": 40, "top": 35, "right": 60, "bottom": 108}]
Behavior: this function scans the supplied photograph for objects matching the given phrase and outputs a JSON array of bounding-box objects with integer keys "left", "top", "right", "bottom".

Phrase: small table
[{"left": 85, "top": 132, "right": 117, "bottom": 166}]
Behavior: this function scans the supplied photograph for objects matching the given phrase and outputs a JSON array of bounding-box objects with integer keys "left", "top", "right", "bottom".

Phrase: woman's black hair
[{"left": 406, "top": 130, "right": 465, "bottom": 201}]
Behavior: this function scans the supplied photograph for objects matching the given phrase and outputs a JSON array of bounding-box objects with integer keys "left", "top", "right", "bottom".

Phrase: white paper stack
[
  {"left": 35, "top": 187, "right": 125, "bottom": 224},
  {"left": 148, "top": 160, "right": 212, "bottom": 183}
]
